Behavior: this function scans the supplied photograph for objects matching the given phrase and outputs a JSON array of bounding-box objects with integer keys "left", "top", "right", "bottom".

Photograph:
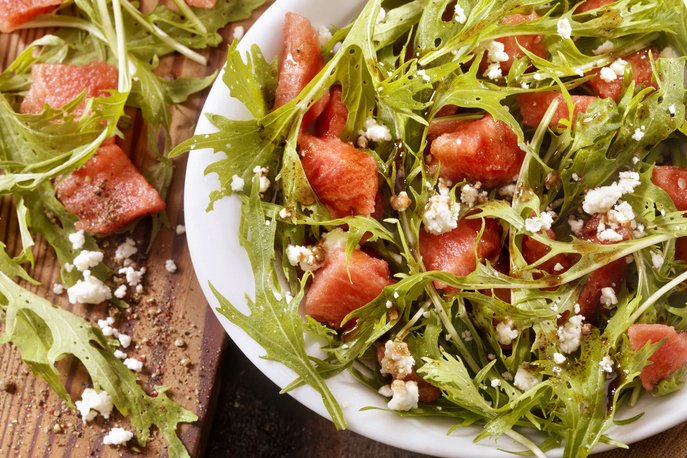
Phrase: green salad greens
[
  {"left": 0, "top": 1, "right": 264, "bottom": 456},
  {"left": 172, "top": 0, "right": 687, "bottom": 456}
]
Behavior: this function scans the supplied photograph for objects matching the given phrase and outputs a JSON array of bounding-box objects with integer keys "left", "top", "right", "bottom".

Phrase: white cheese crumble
[
  {"left": 669, "top": 104, "right": 677, "bottom": 115},
  {"left": 68, "top": 230, "right": 85, "bottom": 250},
  {"left": 76, "top": 388, "right": 113, "bottom": 423},
  {"left": 593, "top": 40, "right": 615, "bottom": 55},
  {"left": 495, "top": 318, "right": 519, "bottom": 346},
  {"left": 386, "top": 379, "right": 419, "bottom": 411},
  {"left": 64, "top": 262, "right": 74, "bottom": 273},
  {"left": 651, "top": 251, "right": 665, "bottom": 269},
  {"left": 317, "top": 25, "right": 333, "bottom": 48},
  {"left": 165, "top": 259, "right": 177, "bottom": 273},
  {"left": 285, "top": 244, "right": 324, "bottom": 271},
  {"left": 252, "top": 166, "right": 271, "bottom": 193},
  {"left": 609, "top": 58, "right": 627, "bottom": 77},
  {"left": 113, "top": 284, "right": 127, "bottom": 299},
  {"left": 380, "top": 340, "right": 415, "bottom": 379},
  {"left": 490, "top": 378, "right": 501, "bottom": 388},
  {"left": 115, "top": 238, "right": 138, "bottom": 262},
  {"left": 377, "top": 7, "right": 386, "bottom": 23},
  {"left": 103, "top": 428, "right": 133, "bottom": 446},
  {"left": 597, "top": 228, "right": 624, "bottom": 242},
  {"left": 118, "top": 266, "right": 146, "bottom": 287},
  {"left": 359, "top": 118, "right": 392, "bottom": 142},
  {"left": 118, "top": 334, "right": 132, "bottom": 349},
  {"left": 113, "top": 349, "right": 127, "bottom": 360},
  {"left": 67, "top": 271, "right": 112, "bottom": 305},
  {"left": 525, "top": 211, "right": 555, "bottom": 233},
  {"left": 568, "top": 216, "right": 584, "bottom": 235},
  {"left": 460, "top": 182, "right": 487, "bottom": 208},
  {"left": 390, "top": 191, "right": 412, "bottom": 212},
  {"left": 73, "top": 250, "right": 104, "bottom": 272},
  {"left": 230, "top": 174, "right": 245, "bottom": 192},
  {"left": 124, "top": 358, "right": 143, "bottom": 372},
  {"left": 485, "top": 41, "right": 509, "bottom": 63},
  {"left": 454, "top": 4, "right": 467, "bottom": 24},
  {"left": 498, "top": 183, "right": 516, "bottom": 198},
  {"left": 483, "top": 62, "right": 502, "bottom": 80},
  {"left": 232, "top": 25, "right": 244, "bottom": 41},
  {"left": 661, "top": 46, "right": 678, "bottom": 58},
  {"left": 558, "top": 314, "right": 585, "bottom": 353},
  {"left": 557, "top": 18, "right": 572, "bottom": 39},
  {"left": 599, "top": 66, "right": 618, "bottom": 82},
  {"left": 553, "top": 352, "right": 567, "bottom": 365},
  {"left": 600, "top": 287, "right": 618, "bottom": 307},
  {"left": 422, "top": 194, "right": 460, "bottom": 235},
  {"left": 582, "top": 172, "right": 640, "bottom": 215},
  {"left": 599, "top": 355, "right": 614, "bottom": 373},
  {"left": 175, "top": 224, "right": 186, "bottom": 235},
  {"left": 53, "top": 283, "right": 64, "bottom": 295},
  {"left": 553, "top": 263, "right": 565, "bottom": 272},
  {"left": 632, "top": 127, "right": 645, "bottom": 141},
  {"left": 514, "top": 364, "right": 541, "bottom": 391}
]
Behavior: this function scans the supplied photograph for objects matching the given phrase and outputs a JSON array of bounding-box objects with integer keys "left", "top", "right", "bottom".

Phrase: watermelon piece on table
[
  {"left": 419, "top": 216, "right": 502, "bottom": 290},
  {"left": 577, "top": 258, "right": 627, "bottom": 325},
  {"left": 628, "top": 324, "right": 687, "bottom": 390},
  {"left": 274, "top": 12, "right": 329, "bottom": 128},
  {"left": 56, "top": 144, "right": 165, "bottom": 234},
  {"left": 305, "top": 248, "right": 393, "bottom": 329},
  {"left": 429, "top": 114, "right": 524, "bottom": 188},
  {"left": 184, "top": 0, "right": 215, "bottom": 8},
  {"left": 517, "top": 92, "right": 596, "bottom": 128},
  {"left": 299, "top": 133, "right": 378, "bottom": 218},
  {"left": 0, "top": 0, "right": 62, "bottom": 33},
  {"left": 20, "top": 61, "right": 118, "bottom": 115},
  {"left": 479, "top": 13, "right": 547, "bottom": 74},
  {"left": 316, "top": 86, "right": 348, "bottom": 139},
  {"left": 586, "top": 49, "right": 657, "bottom": 101}
]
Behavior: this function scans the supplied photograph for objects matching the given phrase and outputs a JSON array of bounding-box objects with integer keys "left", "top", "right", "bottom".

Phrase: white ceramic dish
[{"left": 184, "top": 1, "right": 687, "bottom": 456}]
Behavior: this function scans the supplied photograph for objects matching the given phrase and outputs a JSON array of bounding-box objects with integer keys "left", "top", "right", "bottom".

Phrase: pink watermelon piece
[
  {"left": 522, "top": 228, "right": 575, "bottom": 275},
  {"left": 429, "top": 114, "right": 525, "bottom": 188},
  {"left": 576, "top": 0, "right": 613, "bottom": 12},
  {"left": 479, "top": 13, "right": 547, "bottom": 74},
  {"left": 274, "top": 12, "right": 329, "bottom": 128},
  {"left": 587, "top": 48, "right": 657, "bottom": 101},
  {"left": 419, "top": 216, "right": 502, "bottom": 290},
  {"left": 517, "top": 92, "right": 596, "bottom": 128},
  {"left": 316, "top": 86, "right": 348, "bottom": 139},
  {"left": 305, "top": 248, "right": 393, "bottom": 329},
  {"left": 0, "top": 0, "right": 62, "bottom": 33},
  {"left": 577, "top": 259, "right": 627, "bottom": 325},
  {"left": 184, "top": 0, "right": 215, "bottom": 8},
  {"left": 299, "top": 133, "right": 378, "bottom": 218},
  {"left": 56, "top": 144, "right": 166, "bottom": 234},
  {"left": 628, "top": 324, "right": 687, "bottom": 390},
  {"left": 652, "top": 166, "right": 687, "bottom": 211},
  {"left": 20, "top": 61, "right": 118, "bottom": 115}
]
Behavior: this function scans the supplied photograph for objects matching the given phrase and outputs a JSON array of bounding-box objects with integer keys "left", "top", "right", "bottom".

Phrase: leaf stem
[
  {"left": 629, "top": 269, "right": 687, "bottom": 323},
  {"left": 169, "top": 0, "right": 208, "bottom": 34},
  {"left": 504, "top": 429, "right": 547, "bottom": 458},
  {"left": 16, "top": 16, "right": 106, "bottom": 41}
]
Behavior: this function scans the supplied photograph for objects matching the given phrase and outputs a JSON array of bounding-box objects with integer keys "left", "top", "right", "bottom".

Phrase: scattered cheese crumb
[
  {"left": 118, "top": 266, "right": 146, "bottom": 286},
  {"left": 483, "top": 62, "right": 502, "bottom": 80},
  {"left": 53, "top": 283, "right": 64, "bottom": 295},
  {"left": 557, "top": 18, "right": 572, "bottom": 39},
  {"left": 68, "top": 230, "right": 85, "bottom": 250},
  {"left": 230, "top": 174, "right": 245, "bottom": 192},
  {"left": 525, "top": 211, "right": 555, "bottom": 233},
  {"left": 67, "top": 271, "right": 112, "bottom": 305},
  {"left": 114, "top": 238, "right": 138, "bottom": 262},
  {"left": 558, "top": 314, "right": 585, "bottom": 353},
  {"left": 386, "top": 380, "right": 419, "bottom": 411},
  {"left": 495, "top": 318, "right": 519, "bottom": 346},
  {"left": 568, "top": 216, "right": 584, "bottom": 235},
  {"left": 460, "top": 182, "right": 487, "bottom": 208},
  {"left": 317, "top": 25, "right": 333, "bottom": 48},
  {"left": 76, "top": 388, "right": 113, "bottom": 423},
  {"left": 454, "top": 4, "right": 467, "bottom": 24},
  {"left": 553, "top": 352, "right": 567, "bottom": 365},
  {"left": 380, "top": 340, "right": 415, "bottom": 379},
  {"left": 593, "top": 40, "right": 615, "bottom": 55},
  {"left": 118, "top": 334, "right": 132, "bottom": 349},
  {"left": 582, "top": 172, "right": 640, "bottom": 215},
  {"left": 490, "top": 378, "right": 501, "bottom": 388},
  {"left": 64, "top": 262, "right": 74, "bottom": 273},
  {"left": 600, "top": 287, "right": 618, "bottom": 307},
  {"left": 485, "top": 41, "right": 509, "bottom": 63},
  {"left": 632, "top": 127, "right": 645, "bottom": 141},
  {"left": 165, "top": 259, "right": 177, "bottom": 273},
  {"left": 286, "top": 244, "right": 324, "bottom": 271},
  {"left": 422, "top": 194, "right": 460, "bottom": 235},
  {"left": 609, "top": 58, "right": 627, "bottom": 76},
  {"left": 553, "top": 263, "right": 564, "bottom": 272},
  {"left": 124, "top": 358, "right": 143, "bottom": 372},
  {"left": 599, "top": 66, "right": 618, "bottom": 82},
  {"left": 113, "top": 284, "right": 127, "bottom": 299},
  {"left": 278, "top": 207, "right": 292, "bottom": 219},
  {"left": 651, "top": 251, "right": 665, "bottom": 269},
  {"left": 669, "top": 104, "right": 676, "bottom": 115},
  {"left": 113, "top": 349, "right": 127, "bottom": 360},
  {"left": 498, "top": 183, "right": 516, "bottom": 198},
  {"left": 103, "top": 428, "right": 133, "bottom": 446},
  {"left": 232, "top": 25, "right": 244, "bottom": 41},
  {"left": 175, "top": 224, "right": 186, "bottom": 235},
  {"left": 597, "top": 228, "right": 624, "bottom": 242},
  {"left": 73, "top": 250, "right": 104, "bottom": 272},
  {"left": 599, "top": 355, "right": 614, "bottom": 373},
  {"left": 359, "top": 118, "right": 392, "bottom": 142},
  {"left": 390, "top": 191, "right": 412, "bottom": 212},
  {"left": 514, "top": 364, "right": 540, "bottom": 391},
  {"left": 253, "top": 166, "right": 271, "bottom": 193}
]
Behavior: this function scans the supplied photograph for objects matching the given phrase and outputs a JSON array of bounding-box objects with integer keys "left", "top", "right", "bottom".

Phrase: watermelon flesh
[
  {"left": 305, "top": 248, "right": 393, "bottom": 329},
  {"left": 56, "top": 144, "right": 166, "bottom": 234},
  {"left": 576, "top": 0, "right": 613, "bottom": 12},
  {"left": 299, "top": 133, "right": 378, "bottom": 218},
  {"left": 479, "top": 13, "right": 547, "bottom": 74},
  {"left": 517, "top": 92, "right": 596, "bottom": 128},
  {"left": 427, "top": 105, "right": 460, "bottom": 140},
  {"left": 419, "top": 216, "right": 502, "bottom": 290},
  {"left": 0, "top": 0, "right": 62, "bottom": 33},
  {"left": 274, "top": 12, "right": 329, "bottom": 128},
  {"left": 577, "top": 259, "right": 627, "bottom": 325},
  {"left": 652, "top": 165, "right": 687, "bottom": 261},
  {"left": 316, "top": 86, "right": 348, "bottom": 139},
  {"left": 522, "top": 229, "right": 576, "bottom": 275},
  {"left": 429, "top": 114, "right": 525, "bottom": 188},
  {"left": 184, "top": 0, "right": 215, "bottom": 8},
  {"left": 20, "top": 61, "right": 118, "bottom": 115},
  {"left": 587, "top": 49, "right": 657, "bottom": 101},
  {"left": 628, "top": 324, "right": 687, "bottom": 390}
]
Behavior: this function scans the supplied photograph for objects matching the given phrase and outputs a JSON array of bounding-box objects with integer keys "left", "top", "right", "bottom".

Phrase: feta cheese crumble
[
  {"left": 113, "top": 284, "right": 127, "bottom": 299},
  {"left": 118, "top": 334, "right": 132, "bottom": 349},
  {"left": 175, "top": 224, "right": 186, "bottom": 235},
  {"left": 454, "top": 4, "right": 467, "bottom": 23},
  {"left": 609, "top": 58, "right": 627, "bottom": 76},
  {"left": 599, "top": 66, "right": 618, "bottom": 82},
  {"left": 165, "top": 259, "right": 177, "bottom": 273},
  {"left": 651, "top": 251, "right": 665, "bottom": 269},
  {"left": 76, "top": 388, "right": 113, "bottom": 423},
  {"left": 67, "top": 271, "right": 112, "bottom": 304},
  {"left": 491, "top": 378, "right": 501, "bottom": 388},
  {"left": 582, "top": 172, "right": 640, "bottom": 215},
  {"left": 285, "top": 244, "right": 324, "bottom": 271},
  {"left": 114, "top": 349, "right": 127, "bottom": 360},
  {"left": 73, "top": 250, "right": 104, "bottom": 272},
  {"left": 124, "top": 358, "right": 143, "bottom": 372},
  {"left": 380, "top": 340, "right": 415, "bottom": 379},
  {"left": 253, "top": 166, "right": 271, "bottom": 193},
  {"left": 599, "top": 355, "right": 614, "bottom": 373},
  {"left": 460, "top": 182, "right": 487, "bottom": 208},
  {"left": 53, "top": 283, "right": 64, "bottom": 295},
  {"left": 632, "top": 127, "right": 645, "bottom": 141},
  {"left": 593, "top": 40, "right": 615, "bottom": 55},
  {"left": 557, "top": 18, "right": 572, "bottom": 39},
  {"left": 600, "top": 287, "right": 618, "bottom": 307},
  {"left": 525, "top": 211, "right": 555, "bottom": 233},
  {"left": 317, "top": 25, "right": 333, "bottom": 48},
  {"left": 553, "top": 352, "right": 567, "bottom": 365},
  {"left": 359, "top": 118, "right": 392, "bottom": 142},
  {"left": 103, "top": 428, "right": 133, "bottom": 446},
  {"left": 230, "top": 174, "right": 245, "bottom": 192},
  {"left": 422, "top": 194, "right": 460, "bottom": 235},
  {"left": 390, "top": 191, "right": 412, "bottom": 212},
  {"left": 495, "top": 318, "right": 519, "bottom": 346},
  {"left": 484, "top": 62, "right": 502, "bottom": 80},
  {"left": 558, "top": 314, "right": 585, "bottom": 353},
  {"left": 514, "top": 364, "right": 541, "bottom": 391},
  {"left": 385, "top": 380, "right": 419, "bottom": 411},
  {"left": 118, "top": 266, "right": 146, "bottom": 286},
  {"left": 232, "top": 25, "right": 244, "bottom": 41},
  {"left": 114, "top": 238, "right": 137, "bottom": 262},
  {"left": 68, "top": 230, "right": 86, "bottom": 250}
]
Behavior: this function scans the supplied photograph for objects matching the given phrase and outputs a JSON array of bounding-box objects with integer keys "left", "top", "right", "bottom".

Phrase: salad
[
  {"left": 174, "top": 0, "right": 687, "bottom": 456},
  {"left": 0, "top": 0, "right": 265, "bottom": 456}
]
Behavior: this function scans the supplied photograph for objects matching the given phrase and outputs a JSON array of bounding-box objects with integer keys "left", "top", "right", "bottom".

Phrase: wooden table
[{"left": 2, "top": 2, "right": 687, "bottom": 457}]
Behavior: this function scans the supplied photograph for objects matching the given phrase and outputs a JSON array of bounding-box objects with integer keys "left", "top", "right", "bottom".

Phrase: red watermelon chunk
[
  {"left": 576, "top": 0, "right": 613, "bottom": 13},
  {"left": 429, "top": 114, "right": 524, "bottom": 188},
  {"left": 299, "top": 133, "right": 378, "bottom": 218},
  {"left": 274, "top": 12, "right": 329, "bottom": 128},
  {"left": 628, "top": 324, "right": 687, "bottom": 390},
  {"left": 184, "top": 0, "right": 215, "bottom": 8},
  {"left": 587, "top": 49, "right": 657, "bottom": 101},
  {"left": 652, "top": 166, "right": 687, "bottom": 211},
  {"left": 316, "top": 86, "right": 348, "bottom": 139},
  {"left": 676, "top": 238, "right": 687, "bottom": 263},
  {"left": 419, "top": 216, "right": 502, "bottom": 290},
  {"left": 522, "top": 229, "right": 576, "bottom": 275},
  {"left": 479, "top": 13, "right": 547, "bottom": 74},
  {"left": 305, "top": 248, "right": 393, "bottom": 329},
  {"left": 0, "top": 0, "right": 62, "bottom": 33},
  {"left": 577, "top": 258, "right": 627, "bottom": 325},
  {"left": 517, "top": 92, "right": 596, "bottom": 128},
  {"left": 20, "top": 61, "right": 118, "bottom": 115},
  {"left": 56, "top": 144, "right": 166, "bottom": 234}
]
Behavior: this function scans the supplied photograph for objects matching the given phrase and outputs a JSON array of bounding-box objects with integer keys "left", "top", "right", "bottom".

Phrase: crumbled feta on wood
[
  {"left": 76, "top": 388, "right": 113, "bottom": 423},
  {"left": 165, "top": 259, "right": 177, "bottom": 273},
  {"left": 103, "top": 428, "right": 133, "bottom": 446},
  {"left": 68, "top": 230, "right": 86, "bottom": 250},
  {"left": 124, "top": 358, "right": 143, "bottom": 372},
  {"left": 73, "top": 250, "right": 104, "bottom": 272},
  {"left": 115, "top": 238, "right": 138, "bottom": 262},
  {"left": 67, "top": 271, "right": 112, "bottom": 305}
]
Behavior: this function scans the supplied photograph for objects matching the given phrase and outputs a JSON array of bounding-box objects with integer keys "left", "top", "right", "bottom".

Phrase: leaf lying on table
[{"left": 0, "top": 272, "right": 197, "bottom": 457}]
